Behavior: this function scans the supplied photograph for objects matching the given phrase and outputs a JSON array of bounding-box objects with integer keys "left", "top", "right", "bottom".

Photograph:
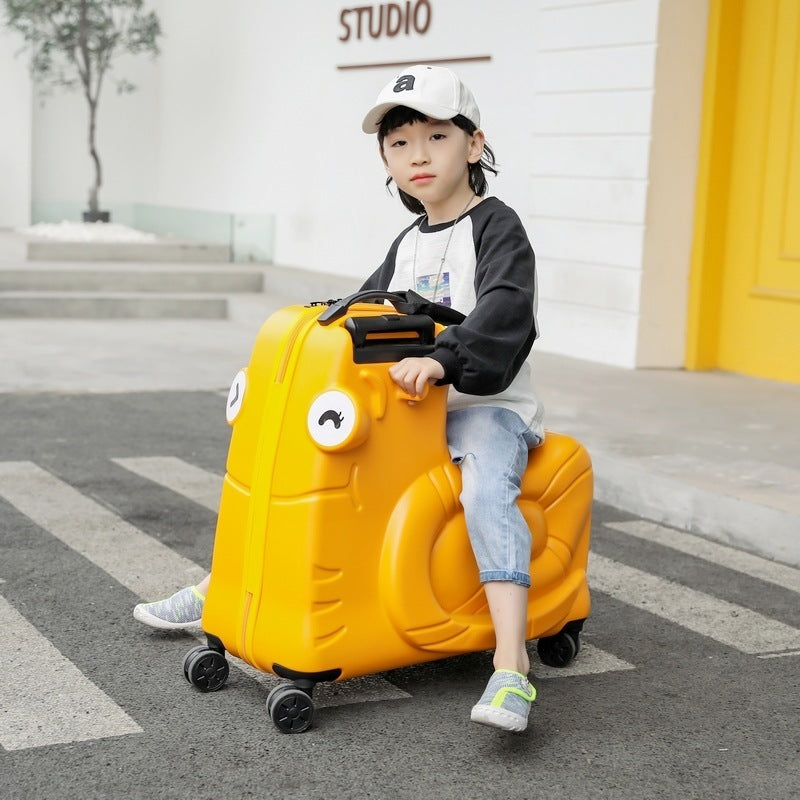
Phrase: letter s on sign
[{"left": 339, "top": 8, "right": 351, "bottom": 41}]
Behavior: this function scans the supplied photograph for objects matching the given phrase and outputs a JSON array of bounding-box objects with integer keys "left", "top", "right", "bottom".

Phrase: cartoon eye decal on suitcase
[
  {"left": 307, "top": 389, "right": 369, "bottom": 450},
  {"left": 225, "top": 370, "right": 247, "bottom": 425}
]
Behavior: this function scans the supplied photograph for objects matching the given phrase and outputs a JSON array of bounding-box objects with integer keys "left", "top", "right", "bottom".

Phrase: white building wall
[
  {"left": 530, "top": 0, "right": 658, "bottom": 367},
  {"left": 150, "top": 2, "right": 285, "bottom": 214},
  {"left": 25, "top": 0, "right": 708, "bottom": 370},
  {"left": 0, "top": 29, "right": 32, "bottom": 228},
  {"left": 530, "top": 0, "right": 707, "bottom": 367},
  {"left": 149, "top": 0, "right": 540, "bottom": 277}
]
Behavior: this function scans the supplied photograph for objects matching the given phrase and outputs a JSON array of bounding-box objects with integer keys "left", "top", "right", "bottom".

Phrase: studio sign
[{"left": 339, "top": 1, "right": 432, "bottom": 41}]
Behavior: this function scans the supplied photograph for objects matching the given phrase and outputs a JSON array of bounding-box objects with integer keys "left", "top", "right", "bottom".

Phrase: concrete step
[
  {"left": 26, "top": 239, "right": 231, "bottom": 263},
  {"left": 0, "top": 259, "right": 359, "bottom": 321},
  {"left": 0, "top": 292, "right": 229, "bottom": 319},
  {"left": 0, "top": 265, "right": 264, "bottom": 294},
  {"left": 0, "top": 230, "right": 231, "bottom": 263}
]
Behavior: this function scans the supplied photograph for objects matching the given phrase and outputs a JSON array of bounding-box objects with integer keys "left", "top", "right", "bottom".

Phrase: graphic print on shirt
[{"left": 416, "top": 271, "right": 451, "bottom": 307}]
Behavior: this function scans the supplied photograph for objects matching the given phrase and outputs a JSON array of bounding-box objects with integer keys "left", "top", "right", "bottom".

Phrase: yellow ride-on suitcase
[{"left": 183, "top": 290, "right": 592, "bottom": 733}]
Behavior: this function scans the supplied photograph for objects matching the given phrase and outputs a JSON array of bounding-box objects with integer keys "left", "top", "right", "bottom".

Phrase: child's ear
[{"left": 467, "top": 129, "right": 486, "bottom": 164}]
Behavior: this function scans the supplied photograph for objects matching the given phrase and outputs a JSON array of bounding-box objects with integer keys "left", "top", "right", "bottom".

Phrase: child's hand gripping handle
[{"left": 395, "top": 383, "right": 430, "bottom": 403}]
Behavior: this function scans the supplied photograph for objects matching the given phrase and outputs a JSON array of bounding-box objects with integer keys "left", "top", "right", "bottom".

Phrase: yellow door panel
[
  {"left": 693, "top": 0, "right": 800, "bottom": 383},
  {"left": 756, "top": 0, "right": 800, "bottom": 295}
]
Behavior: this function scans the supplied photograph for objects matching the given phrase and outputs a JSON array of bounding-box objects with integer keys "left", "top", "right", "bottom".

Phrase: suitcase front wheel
[
  {"left": 183, "top": 646, "right": 230, "bottom": 692},
  {"left": 266, "top": 684, "right": 315, "bottom": 733}
]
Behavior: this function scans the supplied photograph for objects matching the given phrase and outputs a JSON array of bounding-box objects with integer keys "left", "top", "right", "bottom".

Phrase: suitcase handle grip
[
  {"left": 396, "top": 383, "right": 430, "bottom": 402},
  {"left": 345, "top": 314, "right": 436, "bottom": 364},
  {"left": 317, "top": 289, "right": 465, "bottom": 327}
]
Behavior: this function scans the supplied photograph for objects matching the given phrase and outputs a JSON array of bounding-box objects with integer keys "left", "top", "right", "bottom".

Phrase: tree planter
[
  {"left": 82, "top": 210, "right": 111, "bottom": 223},
  {"left": 83, "top": 211, "right": 111, "bottom": 222}
]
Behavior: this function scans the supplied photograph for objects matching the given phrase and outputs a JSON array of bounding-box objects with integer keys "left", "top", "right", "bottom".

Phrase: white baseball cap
[{"left": 361, "top": 64, "right": 481, "bottom": 133}]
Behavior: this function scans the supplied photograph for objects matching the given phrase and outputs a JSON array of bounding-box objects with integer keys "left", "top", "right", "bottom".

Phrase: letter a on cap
[{"left": 393, "top": 75, "right": 415, "bottom": 93}]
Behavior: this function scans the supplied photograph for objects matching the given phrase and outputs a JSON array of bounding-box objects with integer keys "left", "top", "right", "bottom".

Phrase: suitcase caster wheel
[
  {"left": 266, "top": 685, "right": 314, "bottom": 733},
  {"left": 182, "top": 646, "right": 209, "bottom": 683},
  {"left": 537, "top": 630, "right": 579, "bottom": 668},
  {"left": 184, "top": 647, "right": 229, "bottom": 692}
]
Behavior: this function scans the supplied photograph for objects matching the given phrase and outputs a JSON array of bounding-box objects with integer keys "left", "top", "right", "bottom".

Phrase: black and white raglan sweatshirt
[{"left": 360, "top": 196, "right": 544, "bottom": 436}]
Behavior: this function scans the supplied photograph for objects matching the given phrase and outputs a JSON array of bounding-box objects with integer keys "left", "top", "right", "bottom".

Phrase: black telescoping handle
[
  {"left": 316, "top": 289, "right": 465, "bottom": 326},
  {"left": 345, "top": 314, "right": 436, "bottom": 364}
]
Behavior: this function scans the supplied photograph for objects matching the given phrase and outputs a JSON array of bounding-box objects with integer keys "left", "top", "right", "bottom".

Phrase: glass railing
[{"left": 30, "top": 201, "right": 274, "bottom": 263}]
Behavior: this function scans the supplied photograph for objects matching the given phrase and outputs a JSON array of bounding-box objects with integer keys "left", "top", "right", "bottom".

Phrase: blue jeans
[{"left": 446, "top": 406, "right": 543, "bottom": 588}]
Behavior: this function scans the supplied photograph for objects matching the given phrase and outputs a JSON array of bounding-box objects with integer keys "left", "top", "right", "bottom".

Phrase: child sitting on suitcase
[{"left": 134, "top": 64, "right": 544, "bottom": 734}]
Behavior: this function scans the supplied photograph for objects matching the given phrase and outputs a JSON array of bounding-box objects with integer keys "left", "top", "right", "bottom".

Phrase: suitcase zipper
[{"left": 274, "top": 306, "right": 323, "bottom": 384}]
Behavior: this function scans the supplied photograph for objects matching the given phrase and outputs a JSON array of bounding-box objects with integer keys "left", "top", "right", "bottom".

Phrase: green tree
[{"left": 2, "top": 0, "right": 162, "bottom": 218}]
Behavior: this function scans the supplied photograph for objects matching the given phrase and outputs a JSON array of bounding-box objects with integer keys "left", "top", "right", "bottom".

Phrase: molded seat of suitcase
[{"left": 380, "top": 433, "right": 592, "bottom": 653}]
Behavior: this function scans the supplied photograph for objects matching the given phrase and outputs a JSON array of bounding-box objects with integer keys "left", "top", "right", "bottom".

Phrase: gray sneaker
[
  {"left": 470, "top": 669, "right": 536, "bottom": 732},
  {"left": 133, "top": 586, "right": 204, "bottom": 630}
]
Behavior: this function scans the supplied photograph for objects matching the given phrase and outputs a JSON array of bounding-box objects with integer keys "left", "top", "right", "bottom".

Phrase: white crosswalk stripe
[
  {"left": 531, "top": 643, "right": 634, "bottom": 679},
  {"left": 589, "top": 552, "right": 800, "bottom": 655},
  {"left": 112, "top": 456, "right": 222, "bottom": 513},
  {"left": 2, "top": 456, "right": 799, "bottom": 750},
  {"left": 0, "top": 594, "right": 142, "bottom": 751},
  {"left": 0, "top": 461, "right": 207, "bottom": 600},
  {"left": 606, "top": 519, "right": 800, "bottom": 594}
]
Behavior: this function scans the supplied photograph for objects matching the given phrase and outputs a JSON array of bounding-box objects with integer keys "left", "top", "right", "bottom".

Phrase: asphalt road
[{"left": 1, "top": 391, "right": 798, "bottom": 800}]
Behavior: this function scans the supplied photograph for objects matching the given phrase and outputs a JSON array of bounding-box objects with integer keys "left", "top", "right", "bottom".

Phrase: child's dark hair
[{"left": 377, "top": 106, "right": 498, "bottom": 215}]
